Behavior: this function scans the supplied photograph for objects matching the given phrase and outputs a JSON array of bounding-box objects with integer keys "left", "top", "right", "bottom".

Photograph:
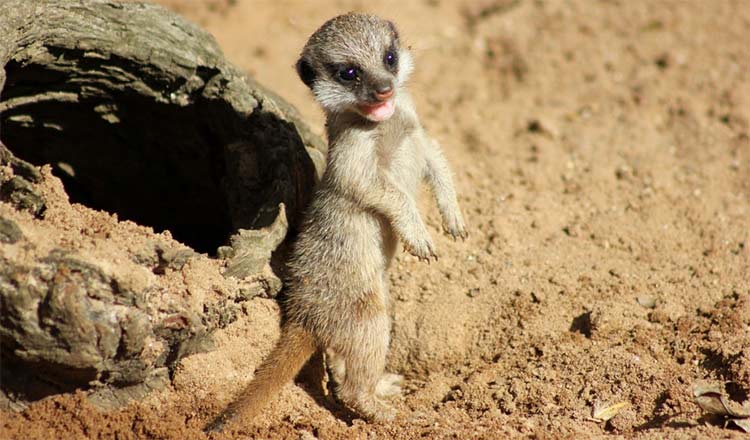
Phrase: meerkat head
[{"left": 296, "top": 13, "right": 413, "bottom": 122}]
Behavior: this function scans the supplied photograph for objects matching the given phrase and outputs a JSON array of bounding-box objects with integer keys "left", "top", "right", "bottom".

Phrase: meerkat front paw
[
  {"left": 373, "top": 403, "right": 398, "bottom": 422},
  {"left": 403, "top": 235, "right": 438, "bottom": 262},
  {"left": 443, "top": 211, "right": 468, "bottom": 240}
]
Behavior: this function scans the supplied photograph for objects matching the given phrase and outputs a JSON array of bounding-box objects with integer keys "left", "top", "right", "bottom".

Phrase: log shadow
[{"left": 0, "top": 50, "right": 316, "bottom": 254}]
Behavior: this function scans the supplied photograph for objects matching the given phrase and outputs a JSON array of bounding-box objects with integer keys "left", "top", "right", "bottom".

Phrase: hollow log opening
[
  {"left": 0, "top": 1, "right": 319, "bottom": 254},
  {"left": 2, "top": 57, "right": 236, "bottom": 253}
]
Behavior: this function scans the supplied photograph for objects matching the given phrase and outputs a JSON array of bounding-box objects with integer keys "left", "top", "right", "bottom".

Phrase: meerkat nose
[{"left": 374, "top": 85, "right": 394, "bottom": 101}]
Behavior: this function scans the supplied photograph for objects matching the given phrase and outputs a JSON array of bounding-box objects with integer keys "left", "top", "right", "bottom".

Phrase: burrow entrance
[{"left": 0, "top": 50, "right": 316, "bottom": 254}]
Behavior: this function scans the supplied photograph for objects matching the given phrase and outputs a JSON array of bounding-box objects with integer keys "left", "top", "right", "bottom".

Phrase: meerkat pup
[{"left": 207, "top": 12, "right": 466, "bottom": 431}]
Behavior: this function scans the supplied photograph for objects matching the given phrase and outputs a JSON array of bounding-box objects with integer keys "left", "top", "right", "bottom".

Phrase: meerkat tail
[{"left": 204, "top": 323, "right": 316, "bottom": 432}]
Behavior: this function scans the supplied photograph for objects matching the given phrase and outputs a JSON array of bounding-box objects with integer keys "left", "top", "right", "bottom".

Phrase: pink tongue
[{"left": 363, "top": 99, "right": 395, "bottom": 121}]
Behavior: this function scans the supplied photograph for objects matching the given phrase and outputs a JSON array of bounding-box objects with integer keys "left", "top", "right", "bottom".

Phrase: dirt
[{"left": 2, "top": 0, "right": 749, "bottom": 438}]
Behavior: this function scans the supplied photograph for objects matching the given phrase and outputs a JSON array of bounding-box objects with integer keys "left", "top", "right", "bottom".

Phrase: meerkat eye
[
  {"left": 338, "top": 66, "right": 359, "bottom": 82},
  {"left": 384, "top": 50, "right": 398, "bottom": 68}
]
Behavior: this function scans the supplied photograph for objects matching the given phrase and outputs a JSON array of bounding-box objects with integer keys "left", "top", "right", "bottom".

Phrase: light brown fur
[{"left": 206, "top": 13, "right": 465, "bottom": 432}]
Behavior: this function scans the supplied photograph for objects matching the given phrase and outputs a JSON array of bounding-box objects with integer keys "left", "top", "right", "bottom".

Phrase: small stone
[
  {"left": 605, "top": 407, "right": 637, "bottom": 432},
  {"left": 153, "top": 246, "right": 198, "bottom": 274},
  {"left": 636, "top": 295, "right": 657, "bottom": 309},
  {"left": 0, "top": 176, "right": 46, "bottom": 218},
  {"left": 0, "top": 217, "right": 23, "bottom": 244},
  {"left": 526, "top": 117, "right": 559, "bottom": 138},
  {"left": 298, "top": 430, "right": 317, "bottom": 440},
  {"left": 216, "top": 245, "right": 235, "bottom": 259},
  {"left": 648, "top": 310, "right": 669, "bottom": 324},
  {"left": 562, "top": 225, "right": 579, "bottom": 237},
  {"left": 615, "top": 165, "right": 633, "bottom": 180}
]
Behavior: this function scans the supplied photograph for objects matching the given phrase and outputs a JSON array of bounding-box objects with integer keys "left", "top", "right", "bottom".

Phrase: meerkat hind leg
[
  {"left": 326, "top": 349, "right": 346, "bottom": 385},
  {"left": 334, "top": 316, "right": 396, "bottom": 421}
]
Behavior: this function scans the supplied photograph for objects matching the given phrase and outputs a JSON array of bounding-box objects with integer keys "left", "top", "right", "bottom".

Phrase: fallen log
[{"left": 0, "top": 0, "right": 323, "bottom": 410}]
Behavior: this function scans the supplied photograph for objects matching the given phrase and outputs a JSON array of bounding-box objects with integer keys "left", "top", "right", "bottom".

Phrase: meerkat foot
[
  {"left": 337, "top": 383, "right": 397, "bottom": 421},
  {"left": 370, "top": 400, "right": 398, "bottom": 422},
  {"left": 350, "top": 394, "right": 397, "bottom": 422},
  {"left": 376, "top": 373, "right": 403, "bottom": 397}
]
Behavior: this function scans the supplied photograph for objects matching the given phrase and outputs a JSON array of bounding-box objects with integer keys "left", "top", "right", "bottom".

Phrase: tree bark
[{"left": 0, "top": 0, "right": 324, "bottom": 410}]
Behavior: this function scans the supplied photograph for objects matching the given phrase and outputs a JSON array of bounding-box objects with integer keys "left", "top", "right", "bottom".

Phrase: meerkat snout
[
  {"left": 373, "top": 81, "right": 393, "bottom": 100},
  {"left": 295, "top": 13, "right": 413, "bottom": 122},
  {"left": 374, "top": 85, "right": 393, "bottom": 101}
]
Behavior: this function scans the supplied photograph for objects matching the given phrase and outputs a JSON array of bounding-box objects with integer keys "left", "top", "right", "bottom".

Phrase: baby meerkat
[{"left": 207, "top": 12, "right": 466, "bottom": 431}]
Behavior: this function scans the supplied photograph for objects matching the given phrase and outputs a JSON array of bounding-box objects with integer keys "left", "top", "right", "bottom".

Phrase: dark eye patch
[
  {"left": 384, "top": 45, "right": 398, "bottom": 71},
  {"left": 339, "top": 66, "right": 358, "bottom": 81},
  {"left": 328, "top": 64, "right": 360, "bottom": 83}
]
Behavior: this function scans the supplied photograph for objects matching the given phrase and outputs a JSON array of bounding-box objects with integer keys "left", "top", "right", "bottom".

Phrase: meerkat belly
[{"left": 284, "top": 191, "right": 394, "bottom": 336}]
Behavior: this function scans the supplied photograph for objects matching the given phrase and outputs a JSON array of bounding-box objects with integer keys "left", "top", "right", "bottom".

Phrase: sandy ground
[{"left": 2, "top": 0, "right": 750, "bottom": 438}]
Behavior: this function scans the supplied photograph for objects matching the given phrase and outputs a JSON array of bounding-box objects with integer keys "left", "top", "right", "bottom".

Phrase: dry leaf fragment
[
  {"left": 693, "top": 382, "right": 750, "bottom": 432},
  {"left": 729, "top": 418, "right": 750, "bottom": 433},
  {"left": 693, "top": 383, "right": 750, "bottom": 418},
  {"left": 592, "top": 401, "right": 630, "bottom": 422}
]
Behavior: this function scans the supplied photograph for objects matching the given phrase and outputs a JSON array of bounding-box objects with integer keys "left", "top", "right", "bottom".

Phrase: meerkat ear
[{"left": 296, "top": 57, "right": 316, "bottom": 89}]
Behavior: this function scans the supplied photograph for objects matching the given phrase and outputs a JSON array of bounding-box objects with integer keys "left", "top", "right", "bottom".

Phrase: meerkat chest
[
  {"left": 375, "top": 116, "right": 426, "bottom": 191},
  {"left": 376, "top": 136, "right": 424, "bottom": 192}
]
